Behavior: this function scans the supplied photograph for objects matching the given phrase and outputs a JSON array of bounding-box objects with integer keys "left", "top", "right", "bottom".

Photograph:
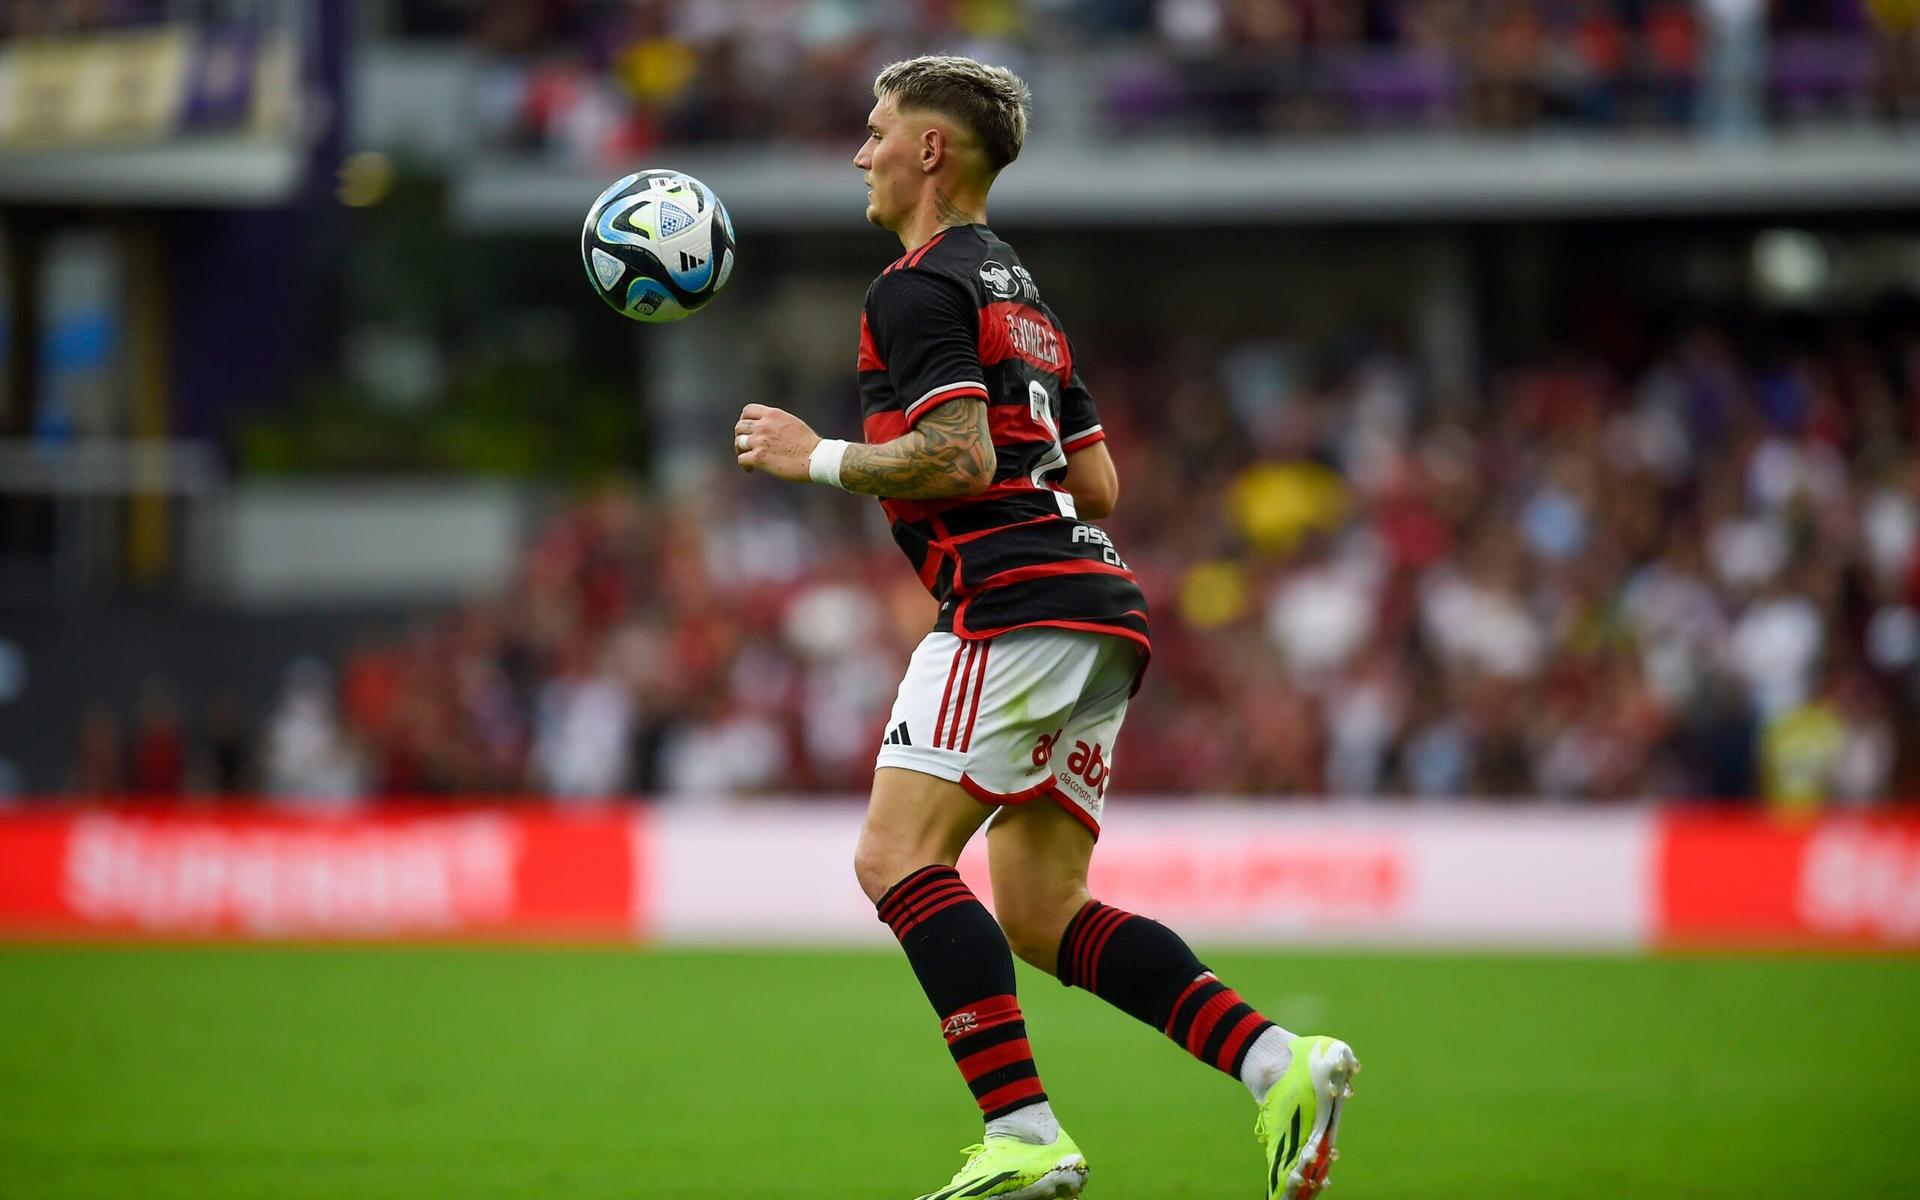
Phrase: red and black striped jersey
[{"left": 857, "top": 225, "right": 1149, "bottom": 659}]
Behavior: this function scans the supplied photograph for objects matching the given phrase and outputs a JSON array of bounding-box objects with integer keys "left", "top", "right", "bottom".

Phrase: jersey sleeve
[
  {"left": 866, "top": 269, "right": 989, "bottom": 427},
  {"left": 1058, "top": 334, "right": 1104, "bottom": 453}
]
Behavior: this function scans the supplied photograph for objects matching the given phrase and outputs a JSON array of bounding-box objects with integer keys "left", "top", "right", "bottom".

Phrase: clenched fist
[{"left": 734, "top": 403, "right": 820, "bottom": 483}]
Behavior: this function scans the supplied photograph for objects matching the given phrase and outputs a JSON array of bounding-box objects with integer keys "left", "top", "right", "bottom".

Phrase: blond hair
[{"left": 873, "top": 55, "right": 1031, "bottom": 173}]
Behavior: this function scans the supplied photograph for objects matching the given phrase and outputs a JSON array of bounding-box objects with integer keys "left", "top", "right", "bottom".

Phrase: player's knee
[
  {"left": 997, "top": 903, "right": 1074, "bottom": 975},
  {"left": 851, "top": 838, "right": 897, "bottom": 906},
  {"left": 1001, "top": 920, "right": 1062, "bottom": 974},
  {"left": 852, "top": 831, "right": 937, "bottom": 906}
]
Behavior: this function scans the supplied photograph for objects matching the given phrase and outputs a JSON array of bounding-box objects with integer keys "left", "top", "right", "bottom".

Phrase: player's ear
[{"left": 920, "top": 127, "right": 943, "bottom": 173}]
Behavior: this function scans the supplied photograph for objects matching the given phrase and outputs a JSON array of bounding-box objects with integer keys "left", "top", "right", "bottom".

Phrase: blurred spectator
[
  {"left": 531, "top": 641, "right": 634, "bottom": 800},
  {"left": 68, "top": 705, "right": 124, "bottom": 795},
  {"left": 128, "top": 685, "right": 187, "bottom": 798},
  {"left": 1871, "top": 0, "right": 1920, "bottom": 117},
  {"left": 57, "top": 300, "right": 1920, "bottom": 805},
  {"left": 202, "top": 695, "right": 252, "bottom": 795},
  {"left": 418, "top": 0, "right": 1913, "bottom": 166},
  {"left": 1727, "top": 576, "right": 1825, "bottom": 718},
  {"left": 1761, "top": 675, "right": 1851, "bottom": 810},
  {"left": 261, "top": 659, "right": 365, "bottom": 807}
]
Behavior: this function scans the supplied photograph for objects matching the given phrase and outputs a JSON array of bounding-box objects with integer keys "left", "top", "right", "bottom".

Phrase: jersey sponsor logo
[
  {"left": 1073, "top": 524, "right": 1128, "bottom": 568},
  {"left": 1066, "top": 739, "right": 1111, "bottom": 796},
  {"left": 978, "top": 259, "right": 1019, "bottom": 300},
  {"left": 1031, "top": 729, "right": 1063, "bottom": 768}
]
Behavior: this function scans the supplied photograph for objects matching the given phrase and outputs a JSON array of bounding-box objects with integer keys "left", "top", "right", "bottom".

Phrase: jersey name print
[{"left": 856, "top": 225, "right": 1150, "bottom": 661}]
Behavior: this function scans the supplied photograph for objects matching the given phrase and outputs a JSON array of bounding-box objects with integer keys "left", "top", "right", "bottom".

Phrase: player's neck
[{"left": 897, "top": 187, "right": 985, "bottom": 252}]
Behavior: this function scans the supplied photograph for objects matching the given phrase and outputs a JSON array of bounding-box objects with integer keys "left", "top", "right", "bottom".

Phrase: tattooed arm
[
  {"left": 732, "top": 399, "right": 996, "bottom": 498},
  {"left": 735, "top": 263, "right": 997, "bottom": 496},
  {"left": 840, "top": 397, "right": 995, "bottom": 498}
]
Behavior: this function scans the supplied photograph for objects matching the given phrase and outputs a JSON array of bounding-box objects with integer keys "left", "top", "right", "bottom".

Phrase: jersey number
[{"left": 1026, "top": 380, "right": 1074, "bottom": 517}]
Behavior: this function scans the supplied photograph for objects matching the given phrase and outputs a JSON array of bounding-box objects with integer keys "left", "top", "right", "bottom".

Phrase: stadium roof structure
[
  {"left": 456, "top": 133, "right": 1920, "bottom": 231},
  {"left": 0, "top": 136, "right": 304, "bottom": 207}
]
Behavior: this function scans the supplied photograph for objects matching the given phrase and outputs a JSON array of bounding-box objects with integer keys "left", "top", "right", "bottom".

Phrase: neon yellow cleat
[
  {"left": 910, "top": 1130, "right": 1088, "bottom": 1200},
  {"left": 1256, "top": 1035, "right": 1359, "bottom": 1200}
]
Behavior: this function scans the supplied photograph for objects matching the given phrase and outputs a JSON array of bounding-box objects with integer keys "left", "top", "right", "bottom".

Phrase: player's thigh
[
  {"left": 859, "top": 628, "right": 1127, "bottom": 913},
  {"left": 853, "top": 766, "right": 994, "bottom": 904},
  {"left": 1029, "top": 633, "right": 1138, "bottom": 839},
  {"left": 986, "top": 798, "right": 1096, "bottom": 973},
  {"left": 874, "top": 628, "right": 1087, "bottom": 807}
]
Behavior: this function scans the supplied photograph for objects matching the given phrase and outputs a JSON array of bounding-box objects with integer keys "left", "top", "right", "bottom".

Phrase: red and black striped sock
[
  {"left": 1057, "top": 900, "right": 1275, "bottom": 1080},
  {"left": 877, "top": 865, "right": 1049, "bottom": 1122}
]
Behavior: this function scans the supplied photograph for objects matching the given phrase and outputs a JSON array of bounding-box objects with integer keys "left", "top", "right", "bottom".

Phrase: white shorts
[{"left": 875, "top": 628, "right": 1142, "bottom": 836}]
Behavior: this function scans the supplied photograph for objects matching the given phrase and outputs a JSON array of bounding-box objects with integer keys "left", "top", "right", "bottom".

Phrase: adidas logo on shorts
[{"left": 881, "top": 721, "right": 912, "bottom": 747}]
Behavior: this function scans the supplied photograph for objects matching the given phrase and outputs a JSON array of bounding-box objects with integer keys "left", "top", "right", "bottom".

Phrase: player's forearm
[
  {"left": 1070, "top": 489, "right": 1115, "bottom": 521},
  {"left": 1062, "top": 442, "right": 1118, "bottom": 520},
  {"left": 839, "top": 400, "right": 996, "bottom": 499}
]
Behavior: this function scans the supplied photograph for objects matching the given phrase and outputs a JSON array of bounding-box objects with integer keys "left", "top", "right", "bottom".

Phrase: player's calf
[
  {"left": 1055, "top": 901, "right": 1359, "bottom": 1196},
  {"left": 1055, "top": 900, "right": 1294, "bottom": 1098}
]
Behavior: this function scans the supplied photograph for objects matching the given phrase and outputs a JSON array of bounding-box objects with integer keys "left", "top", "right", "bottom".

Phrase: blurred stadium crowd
[
  {"left": 449, "top": 0, "right": 1920, "bottom": 164},
  {"left": 8, "top": 0, "right": 1918, "bottom": 809},
  {"left": 66, "top": 307, "right": 1920, "bottom": 808}
]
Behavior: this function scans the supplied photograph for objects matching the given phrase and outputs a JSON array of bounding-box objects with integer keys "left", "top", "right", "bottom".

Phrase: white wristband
[{"left": 808, "top": 438, "right": 851, "bottom": 489}]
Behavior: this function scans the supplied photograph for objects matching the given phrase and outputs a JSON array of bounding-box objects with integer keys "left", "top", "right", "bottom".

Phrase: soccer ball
[{"left": 580, "top": 169, "right": 735, "bottom": 323}]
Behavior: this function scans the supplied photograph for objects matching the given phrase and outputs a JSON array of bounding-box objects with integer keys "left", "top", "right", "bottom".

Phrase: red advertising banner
[
  {"left": 1656, "top": 812, "right": 1920, "bottom": 949},
  {"left": 0, "top": 807, "right": 642, "bottom": 940},
  {"left": 7, "top": 804, "right": 1918, "bottom": 949}
]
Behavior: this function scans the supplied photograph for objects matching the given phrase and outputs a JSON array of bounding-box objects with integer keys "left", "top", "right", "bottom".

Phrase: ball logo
[
  {"left": 978, "top": 260, "right": 1019, "bottom": 300},
  {"left": 589, "top": 248, "right": 625, "bottom": 292},
  {"left": 625, "top": 279, "right": 670, "bottom": 316},
  {"left": 657, "top": 202, "right": 694, "bottom": 238}
]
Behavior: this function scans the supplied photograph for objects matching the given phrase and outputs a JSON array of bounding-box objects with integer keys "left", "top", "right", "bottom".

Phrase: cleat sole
[
  {"left": 913, "top": 1151, "right": 1086, "bottom": 1200},
  {"left": 1000, "top": 1156, "right": 1087, "bottom": 1200},
  {"left": 1285, "top": 1041, "right": 1359, "bottom": 1200}
]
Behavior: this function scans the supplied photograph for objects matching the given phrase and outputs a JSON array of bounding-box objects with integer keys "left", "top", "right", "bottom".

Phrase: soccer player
[{"left": 732, "top": 55, "right": 1358, "bottom": 1200}]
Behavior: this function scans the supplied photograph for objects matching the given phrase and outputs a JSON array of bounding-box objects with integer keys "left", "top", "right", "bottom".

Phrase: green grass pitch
[{"left": 2, "top": 946, "right": 1917, "bottom": 1198}]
